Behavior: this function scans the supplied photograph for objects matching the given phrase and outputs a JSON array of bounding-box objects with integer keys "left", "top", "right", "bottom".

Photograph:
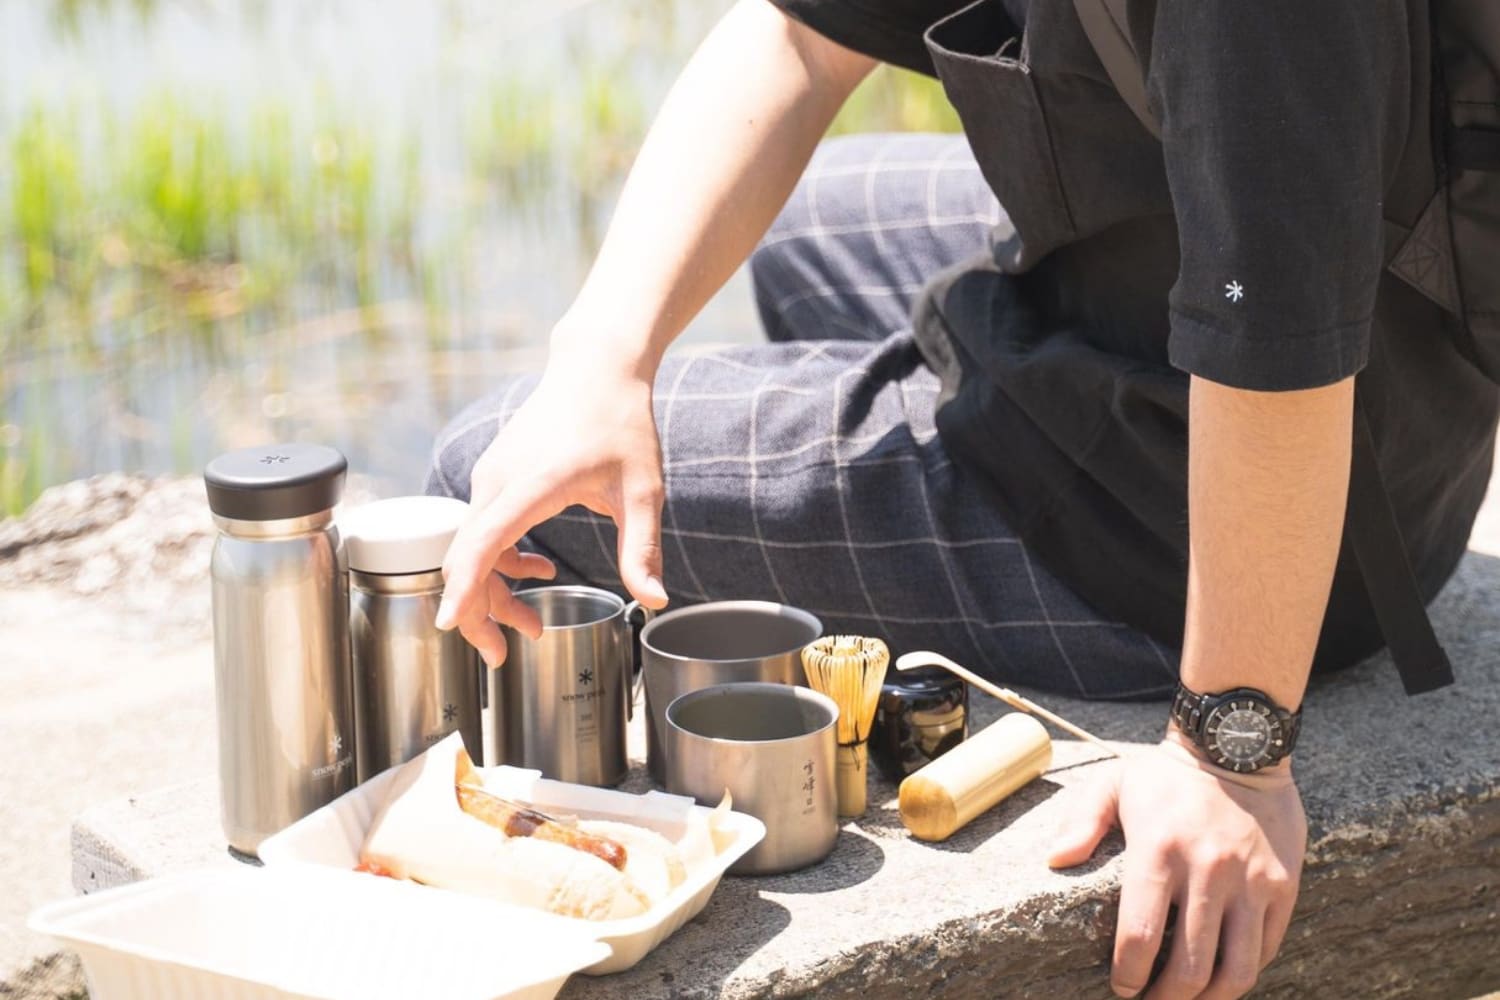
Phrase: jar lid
[
  {"left": 342, "top": 496, "right": 470, "bottom": 574},
  {"left": 881, "top": 665, "right": 967, "bottom": 712},
  {"left": 203, "top": 443, "right": 347, "bottom": 521}
]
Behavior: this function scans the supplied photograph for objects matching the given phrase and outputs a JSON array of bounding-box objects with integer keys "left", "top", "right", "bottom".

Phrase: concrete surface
[
  {"left": 0, "top": 588, "right": 216, "bottom": 999},
  {"left": 66, "top": 575, "right": 1500, "bottom": 998},
  {"left": 6, "top": 461, "right": 1500, "bottom": 998}
]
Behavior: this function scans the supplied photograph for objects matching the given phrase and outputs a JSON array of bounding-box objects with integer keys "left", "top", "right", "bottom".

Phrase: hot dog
[
  {"left": 455, "top": 784, "right": 628, "bottom": 870},
  {"left": 358, "top": 734, "right": 683, "bottom": 920}
]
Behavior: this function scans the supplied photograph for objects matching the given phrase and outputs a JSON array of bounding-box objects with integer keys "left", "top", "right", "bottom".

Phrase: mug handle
[{"left": 621, "top": 601, "right": 656, "bottom": 721}]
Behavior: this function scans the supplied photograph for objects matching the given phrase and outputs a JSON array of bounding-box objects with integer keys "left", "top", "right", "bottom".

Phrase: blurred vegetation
[{"left": 0, "top": 0, "right": 957, "bottom": 516}]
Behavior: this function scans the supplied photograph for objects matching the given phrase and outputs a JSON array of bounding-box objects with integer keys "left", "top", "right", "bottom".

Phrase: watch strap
[{"left": 1170, "top": 684, "right": 1209, "bottom": 741}]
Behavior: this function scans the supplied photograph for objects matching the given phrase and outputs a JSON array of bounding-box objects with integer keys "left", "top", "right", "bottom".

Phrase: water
[{"left": 0, "top": 0, "right": 956, "bottom": 512}]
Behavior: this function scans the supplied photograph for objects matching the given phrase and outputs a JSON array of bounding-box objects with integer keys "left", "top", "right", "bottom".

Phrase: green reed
[
  {"left": 1, "top": 58, "right": 959, "bottom": 514},
  {"left": 9, "top": 109, "right": 86, "bottom": 302}
]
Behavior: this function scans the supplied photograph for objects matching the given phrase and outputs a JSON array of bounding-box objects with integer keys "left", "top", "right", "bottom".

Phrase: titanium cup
[
  {"left": 487, "top": 586, "right": 642, "bottom": 786},
  {"left": 640, "top": 601, "right": 822, "bottom": 784},
  {"left": 665, "top": 682, "right": 839, "bottom": 875}
]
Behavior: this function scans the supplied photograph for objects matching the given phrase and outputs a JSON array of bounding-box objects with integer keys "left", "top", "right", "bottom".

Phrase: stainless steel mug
[
  {"left": 665, "top": 682, "right": 839, "bottom": 875},
  {"left": 639, "top": 601, "right": 822, "bottom": 785},
  {"left": 205, "top": 443, "right": 355, "bottom": 857},
  {"left": 487, "top": 585, "right": 640, "bottom": 786},
  {"left": 344, "top": 496, "right": 481, "bottom": 783}
]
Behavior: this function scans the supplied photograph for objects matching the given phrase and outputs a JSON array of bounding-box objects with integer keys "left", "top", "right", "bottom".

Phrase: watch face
[{"left": 1202, "top": 698, "right": 1286, "bottom": 772}]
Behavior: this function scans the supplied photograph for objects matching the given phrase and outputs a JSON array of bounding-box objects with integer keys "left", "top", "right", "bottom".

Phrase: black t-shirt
[{"left": 771, "top": 0, "right": 1499, "bottom": 672}]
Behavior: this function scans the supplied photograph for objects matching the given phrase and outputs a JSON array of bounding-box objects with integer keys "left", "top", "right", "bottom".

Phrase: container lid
[
  {"left": 881, "top": 665, "right": 967, "bottom": 713},
  {"left": 28, "top": 865, "right": 612, "bottom": 1000},
  {"left": 343, "top": 495, "right": 470, "bottom": 574},
  {"left": 203, "top": 443, "right": 347, "bottom": 521}
]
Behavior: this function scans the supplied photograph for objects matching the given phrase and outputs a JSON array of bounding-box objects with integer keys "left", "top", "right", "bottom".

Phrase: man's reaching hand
[{"left": 435, "top": 359, "right": 670, "bottom": 667}]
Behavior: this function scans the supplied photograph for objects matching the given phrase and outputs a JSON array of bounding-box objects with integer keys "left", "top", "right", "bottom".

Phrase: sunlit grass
[
  {"left": 126, "top": 100, "right": 247, "bottom": 262},
  {"left": 10, "top": 109, "right": 85, "bottom": 300},
  {"left": 1, "top": 50, "right": 961, "bottom": 514}
]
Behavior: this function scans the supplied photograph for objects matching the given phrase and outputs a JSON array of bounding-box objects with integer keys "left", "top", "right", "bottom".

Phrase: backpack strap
[
  {"left": 1072, "top": 0, "right": 1161, "bottom": 138},
  {"left": 1346, "top": 390, "right": 1454, "bottom": 694}
]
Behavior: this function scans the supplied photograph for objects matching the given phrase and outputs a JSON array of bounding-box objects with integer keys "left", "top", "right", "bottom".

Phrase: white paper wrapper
[{"left": 258, "top": 748, "right": 765, "bottom": 974}]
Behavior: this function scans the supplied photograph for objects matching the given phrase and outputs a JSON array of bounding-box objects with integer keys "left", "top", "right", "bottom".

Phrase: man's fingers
[
  {"left": 1197, "top": 901, "right": 1263, "bottom": 1000},
  {"left": 615, "top": 476, "right": 668, "bottom": 609},
  {"left": 494, "top": 547, "right": 557, "bottom": 582},
  {"left": 439, "top": 480, "right": 562, "bottom": 631},
  {"left": 456, "top": 607, "right": 507, "bottom": 670},
  {"left": 1260, "top": 895, "right": 1295, "bottom": 970},
  {"left": 1109, "top": 856, "right": 1173, "bottom": 998},
  {"left": 1047, "top": 768, "right": 1120, "bottom": 869},
  {"left": 1145, "top": 890, "right": 1223, "bottom": 1000},
  {"left": 487, "top": 572, "right": 543, "bottom": 641}
]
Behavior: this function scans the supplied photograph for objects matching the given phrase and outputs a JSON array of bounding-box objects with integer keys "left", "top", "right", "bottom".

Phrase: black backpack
[{"left": 1074, "top": 0, "right": 1500, "bottom": 694}]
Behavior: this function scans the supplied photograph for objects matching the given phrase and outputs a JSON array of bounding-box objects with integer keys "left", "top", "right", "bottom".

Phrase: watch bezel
[{"left": 1199, "top": 689, "right": 1289, "bottom": 772}]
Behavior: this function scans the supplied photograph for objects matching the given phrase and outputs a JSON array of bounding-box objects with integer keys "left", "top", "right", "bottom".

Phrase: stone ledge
[{"left": 67, "top": 549, "right": 1500, "bottom": 999}]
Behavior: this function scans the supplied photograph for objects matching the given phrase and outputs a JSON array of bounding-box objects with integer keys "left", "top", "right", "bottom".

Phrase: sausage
[{"left": 456, "top": 784, "right": 628, "bottom": 871}]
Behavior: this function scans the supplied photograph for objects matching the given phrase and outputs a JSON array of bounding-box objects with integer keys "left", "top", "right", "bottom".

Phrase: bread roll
[{"left": 577, "top": 820, "right": 685, "bottom": 902}]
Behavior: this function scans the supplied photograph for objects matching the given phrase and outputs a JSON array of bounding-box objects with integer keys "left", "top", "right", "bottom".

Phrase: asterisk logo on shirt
[
  {"left": 577, "top": 668, "right": 594, "bottom": 686},
  {"left": 443, "top": 703, "right": 457, "bottom": 723},
  {"left": 1225, "top": 280, "right": 1245, "bottom": 303}
]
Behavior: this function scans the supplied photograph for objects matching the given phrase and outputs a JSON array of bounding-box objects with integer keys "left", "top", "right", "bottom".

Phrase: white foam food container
[
  {"left": 258, "top": 763, "right": 766, "bottom": 974},
  {"left": 29, "top": 864, "right": 611, "bottom": 1000}
]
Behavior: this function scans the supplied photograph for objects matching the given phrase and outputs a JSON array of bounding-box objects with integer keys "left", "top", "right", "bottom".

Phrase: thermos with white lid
[
  {"left": 205, "top": 443, "right": 355, "bottom": 857},
  {"left": 343, "top": 496, "right": 481, "bottom": 782}
]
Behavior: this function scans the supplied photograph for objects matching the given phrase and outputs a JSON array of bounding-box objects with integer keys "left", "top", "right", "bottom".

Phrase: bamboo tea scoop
[{"left": 894, "top": 650, "right": 1119, "bottom": 758}]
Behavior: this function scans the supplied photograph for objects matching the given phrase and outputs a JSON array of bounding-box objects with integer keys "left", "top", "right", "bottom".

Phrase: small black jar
[{"left": 869, "top": 666, "right": 969, "bottom": 783}]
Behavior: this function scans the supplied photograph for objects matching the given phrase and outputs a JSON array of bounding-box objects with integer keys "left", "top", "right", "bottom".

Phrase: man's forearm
[
  {"left": 553, "top": 0, "right": 874, "bottom": 376},
  {"left": 1179, "top": 374, "right": 1355, "bottom": 713}
]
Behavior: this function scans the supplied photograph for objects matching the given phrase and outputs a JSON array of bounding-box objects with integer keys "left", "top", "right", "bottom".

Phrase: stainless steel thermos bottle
[
  {"left": 205, "top": 443, "right": 355, "bottom": 856},
  {"left": 344, "top": 496, "right": 480, "bottom": 782}
]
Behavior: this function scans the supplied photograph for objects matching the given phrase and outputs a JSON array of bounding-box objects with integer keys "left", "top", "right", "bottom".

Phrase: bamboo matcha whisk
[{"left": 801, "top": 635, "right": 890, "bottom": 817}]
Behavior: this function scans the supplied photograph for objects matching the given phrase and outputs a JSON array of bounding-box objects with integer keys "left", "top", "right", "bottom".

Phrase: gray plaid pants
[{"left": 427, "top": 134, "right": 1180, "bottom": 700}]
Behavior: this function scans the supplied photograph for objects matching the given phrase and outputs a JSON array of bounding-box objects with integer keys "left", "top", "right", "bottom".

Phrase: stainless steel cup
[
  {"left": 639, "top": 601, "right": 822, "bottom": 784},
  {"left": 665, "top": 682, "right": 839, "bottom": 875},
  {"left": 487, "top": 586, "right": 640, "bottom": 786}
]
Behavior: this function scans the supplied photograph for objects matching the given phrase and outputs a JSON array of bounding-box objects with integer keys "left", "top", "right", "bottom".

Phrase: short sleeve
[
  {"left": 765, "top": 0, "right": 977, "bottom": 76},
  {"left": 1145, "top": 0, "right": 1412, "bottom": 391}
]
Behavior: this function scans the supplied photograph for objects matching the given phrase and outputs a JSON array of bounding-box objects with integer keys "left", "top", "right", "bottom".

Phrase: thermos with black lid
[
  {"left": 342, "top": 496, "right": 481, "bottom": 782},
  {"left": 204, "top": 443, "right": 355, "bottom": 857}
]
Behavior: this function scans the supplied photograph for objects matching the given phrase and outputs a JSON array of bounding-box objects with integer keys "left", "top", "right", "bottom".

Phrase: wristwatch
[{"left": 1170, "top": 683, "right": 1302, "bottom": 773}]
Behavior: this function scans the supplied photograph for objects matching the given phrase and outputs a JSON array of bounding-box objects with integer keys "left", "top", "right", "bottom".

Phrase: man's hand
[
  {"left": 435, "top": 359, "right": 670, "bottom": 667},
  {"left": 1048, "top": 737, "right": 1306, "bottom": 1000}
]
